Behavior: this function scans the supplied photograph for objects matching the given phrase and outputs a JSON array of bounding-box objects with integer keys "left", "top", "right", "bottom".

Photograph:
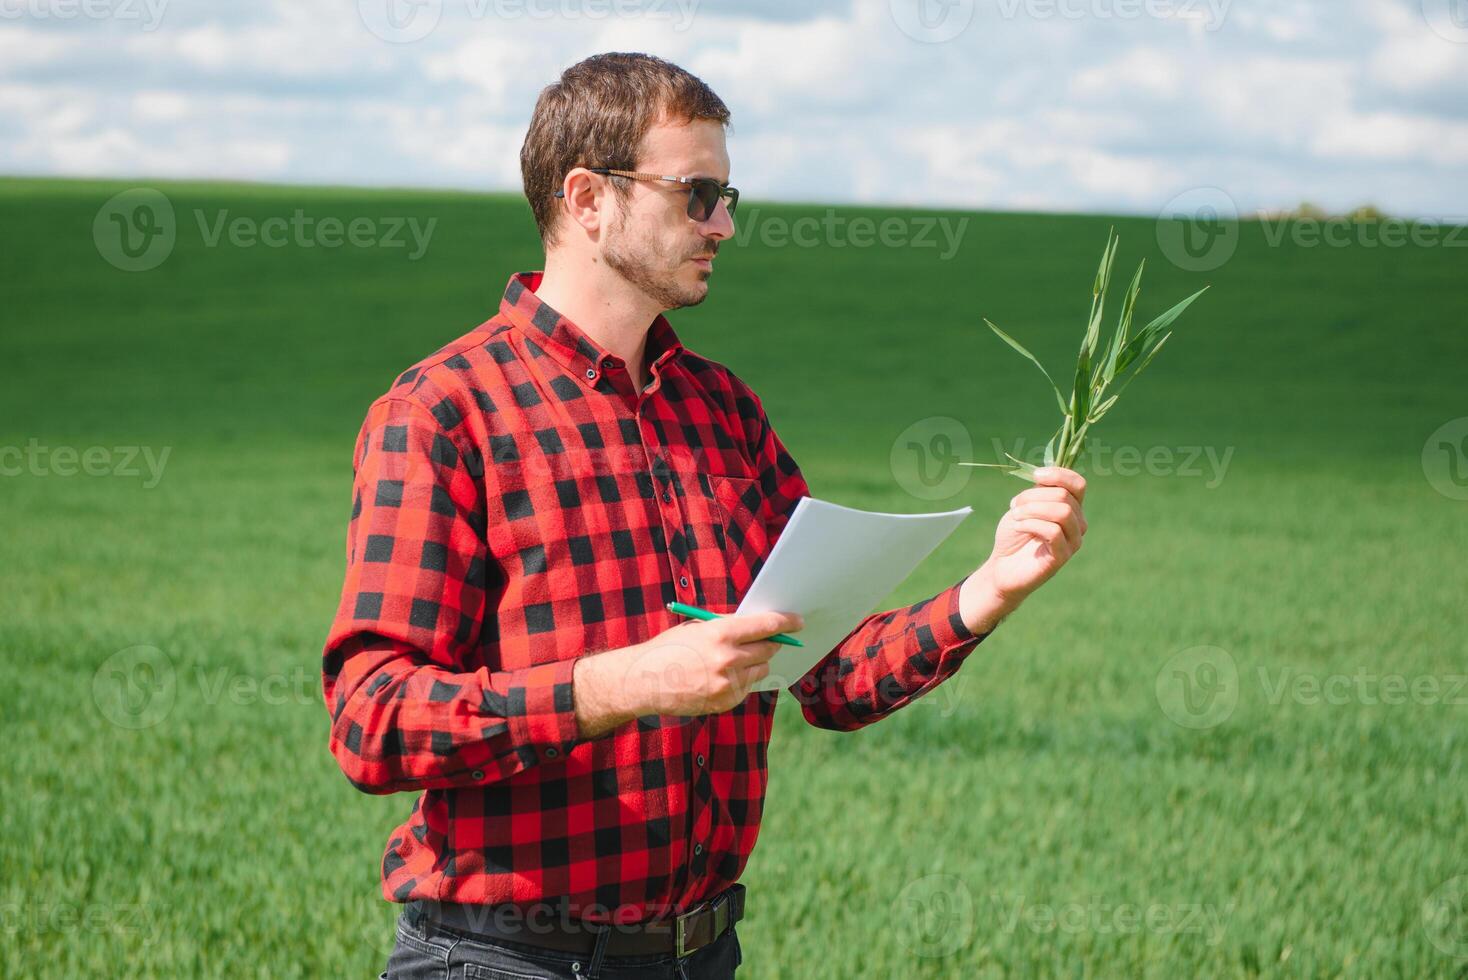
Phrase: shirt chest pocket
[{"left": 709, "top": 474, "right": 771, "bottom": 606}]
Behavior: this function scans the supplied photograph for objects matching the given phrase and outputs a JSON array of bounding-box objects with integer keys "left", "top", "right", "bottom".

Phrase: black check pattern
[{"left": 322, "top": 272, "right": 989, "bottom": 920}]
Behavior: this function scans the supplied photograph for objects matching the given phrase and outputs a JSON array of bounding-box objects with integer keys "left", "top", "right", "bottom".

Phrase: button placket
[
  {"left": 688, "top": 720, "right": 715, "bottom": 884},
  {"left": 646, "top": 444, "right": 695, "bottom": 597}
]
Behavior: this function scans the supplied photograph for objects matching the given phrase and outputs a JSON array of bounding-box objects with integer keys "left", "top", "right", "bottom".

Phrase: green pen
[{"left": 665, "top": 601, "right": 805, "bottom": 647}]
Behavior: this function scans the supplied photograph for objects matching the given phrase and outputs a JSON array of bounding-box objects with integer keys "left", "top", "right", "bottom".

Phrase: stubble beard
[{"left": 603, "top": 207, "right": 711, "bottom": 312}]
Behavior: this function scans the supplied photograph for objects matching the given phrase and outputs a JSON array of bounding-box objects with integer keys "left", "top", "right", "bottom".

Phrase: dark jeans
[{"left": 382, "top": 904, "right": 743, "bottom": 980}]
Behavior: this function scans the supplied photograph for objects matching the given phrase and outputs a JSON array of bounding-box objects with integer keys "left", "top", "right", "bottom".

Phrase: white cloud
[{"left": 0, "top": 0, "right": 1463, "bottom": 217}]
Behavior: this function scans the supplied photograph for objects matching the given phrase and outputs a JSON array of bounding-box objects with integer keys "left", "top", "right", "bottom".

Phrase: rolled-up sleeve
[
  {"left": 321, "top": 397, "right": 584, "bottom": 795},
  {"left": 734, "top": 384, "right": 991, "bottom": 731}
]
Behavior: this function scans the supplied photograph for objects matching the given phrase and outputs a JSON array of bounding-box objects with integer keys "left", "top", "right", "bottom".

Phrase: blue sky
[{"left": 2, "top": 0, "right": 1466, "bottom": 218}]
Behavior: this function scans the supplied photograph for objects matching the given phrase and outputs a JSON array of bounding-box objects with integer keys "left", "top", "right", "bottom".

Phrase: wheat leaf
[
  {"left": 984, "top": 318, "right": 1068, "bottom": 415},
  {"left": 1118, "top": 286, "right": 1210, "bottom": 373}
]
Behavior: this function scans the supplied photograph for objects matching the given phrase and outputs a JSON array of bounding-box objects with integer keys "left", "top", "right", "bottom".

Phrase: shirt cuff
[
  {"left": 504, "top": 659, "right": 582, "bottom": 763},
  {"left": 926, "top": 577, "right": 990, "bottom": 650}
]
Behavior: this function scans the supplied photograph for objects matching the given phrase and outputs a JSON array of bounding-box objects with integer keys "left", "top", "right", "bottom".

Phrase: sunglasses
[{"left": 555, "top": 167, "right": 739, "bottom": 222}]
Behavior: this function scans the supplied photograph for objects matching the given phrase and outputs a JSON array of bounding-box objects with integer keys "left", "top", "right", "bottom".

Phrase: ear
[{"left": 557, "top": 167, "right": 610, "bottom": 237}]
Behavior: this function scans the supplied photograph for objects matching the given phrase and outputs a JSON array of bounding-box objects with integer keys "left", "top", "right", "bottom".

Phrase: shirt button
[
  {"left": 693, "top": 843, "right": 703, "bottom": 856},
  {"left": 471, "top": 770, "right": 485, "bottom": 781},
  {"left": 679, "top": 575, "right": 689, "bottom": 589},
  {"left": 545, "top": 747, "right": 558, "bottom": 759},
  {"left": 661, "top": 490, "right": 672, "bottom": 503},
  {"left": 696, "top": 753, "right": 706, "bottom": 767},
  {"left": 585, "top": 368, "right": 597, "bottom": 380}
]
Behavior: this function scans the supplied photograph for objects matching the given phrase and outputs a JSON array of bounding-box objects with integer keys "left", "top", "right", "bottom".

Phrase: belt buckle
[{"left": 674, "top": 892, "right": 729, "bottom": 958}]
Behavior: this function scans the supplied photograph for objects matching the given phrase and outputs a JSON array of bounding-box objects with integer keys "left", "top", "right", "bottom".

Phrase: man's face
[{"left": 601, "top": 117, "right": 734, "bottom": 312}]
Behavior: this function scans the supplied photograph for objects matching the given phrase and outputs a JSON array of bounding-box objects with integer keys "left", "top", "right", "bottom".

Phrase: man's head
[{"left": 521, "top": 53, "right": 735, "bottom": 311}]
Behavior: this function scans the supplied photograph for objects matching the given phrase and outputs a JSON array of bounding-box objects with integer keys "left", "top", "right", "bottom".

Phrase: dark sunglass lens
[
  {"left": 725, "top": 187, "right": 738, "bottom": 216},
  {"left": 687, "top": 181, "right": 719, "bottom": 222}
]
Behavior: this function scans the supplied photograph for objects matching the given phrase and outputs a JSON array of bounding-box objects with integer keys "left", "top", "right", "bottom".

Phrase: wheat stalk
[{"left": 963, "top": 227, "right": 1210, "bottom": 481}]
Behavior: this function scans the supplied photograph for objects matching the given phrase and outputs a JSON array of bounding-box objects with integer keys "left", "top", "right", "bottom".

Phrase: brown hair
[{"left": 520, "top": 52, "right": 731, "bottom": 246}]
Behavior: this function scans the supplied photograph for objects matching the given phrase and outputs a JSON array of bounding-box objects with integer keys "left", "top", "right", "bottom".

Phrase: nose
[{"left": 697, "top": 197, "right": 735, "bottom": 241}]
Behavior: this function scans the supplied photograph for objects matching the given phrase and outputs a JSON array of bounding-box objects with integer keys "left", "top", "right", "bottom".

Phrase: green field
[{"left": 3, "top": 177, "right": 1465, "bottom": 978}]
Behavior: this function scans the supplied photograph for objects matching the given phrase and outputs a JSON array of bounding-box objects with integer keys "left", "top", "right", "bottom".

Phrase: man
[{"left": 323, "top": 52, "right": 1087, "bottom": 980}]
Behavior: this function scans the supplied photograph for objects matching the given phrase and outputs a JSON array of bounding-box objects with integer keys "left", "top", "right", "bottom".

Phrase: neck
[{"left": 535, "top": 250, "right": 662, "bottom": 388}]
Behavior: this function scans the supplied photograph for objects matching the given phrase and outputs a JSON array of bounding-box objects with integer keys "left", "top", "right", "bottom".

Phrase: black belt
[{"left": 407, "top": 884, "right": 744, "bottom": 959}]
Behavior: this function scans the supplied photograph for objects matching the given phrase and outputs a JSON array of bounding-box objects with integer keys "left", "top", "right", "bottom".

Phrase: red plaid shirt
[{"left": 322, "top": 272, "right": 990, "bottom": 920}]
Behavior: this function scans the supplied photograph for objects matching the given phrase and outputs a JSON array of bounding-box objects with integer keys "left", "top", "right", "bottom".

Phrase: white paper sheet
[{"left": 736, "top": 497, "right": 974, "bottom": 692}]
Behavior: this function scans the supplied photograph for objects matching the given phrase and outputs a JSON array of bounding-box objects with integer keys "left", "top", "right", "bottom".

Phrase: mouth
[{"left": 690, "top": 256, "right": 715, "bottom": 271}]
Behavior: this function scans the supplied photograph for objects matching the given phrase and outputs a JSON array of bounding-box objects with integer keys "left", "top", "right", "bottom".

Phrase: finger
[
  {"left": 1009, "top": 500, "right": 1076, "bottom": 525},
  {"left": 1011, "top": 518, "right": 1074, "bottom": 559},
  {"left": 729, "top": 638, "right": 781, "bottom": 666},
  {"left": 727, "top": 659, "right": 771, "bottom": 702},
  {"left": 737, "top": 660, "right": 771, "bottom": 687},
  {"left": 1011, "top": 486, "right": 1069, "bottom": 505},
  {"left": 722, "top": 610, "right": 805, "bottom": 644},
  {"left": 1011, "top": 486, "right": 1084, "bottom": 523},
  {"left": 1033, "top": 466, "right": 1086, "bottom": 502},
  {"left": 1012, "top": 501, "right": 1084, "bottom": 550}
]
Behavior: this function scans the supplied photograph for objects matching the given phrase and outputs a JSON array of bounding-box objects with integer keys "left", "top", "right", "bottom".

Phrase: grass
[{"left": 1, "top": 177, "right": 1465, "bottom": 978}]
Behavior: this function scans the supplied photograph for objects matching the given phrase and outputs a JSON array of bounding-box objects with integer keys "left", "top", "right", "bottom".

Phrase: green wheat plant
[{"left": 964, "top": 228, "right": 1210, "bottom": 481}]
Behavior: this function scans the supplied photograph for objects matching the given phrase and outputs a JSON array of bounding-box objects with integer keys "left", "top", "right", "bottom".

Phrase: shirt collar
[{"left": 499, "top": 271, "right": 684, "bottom": 391}]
